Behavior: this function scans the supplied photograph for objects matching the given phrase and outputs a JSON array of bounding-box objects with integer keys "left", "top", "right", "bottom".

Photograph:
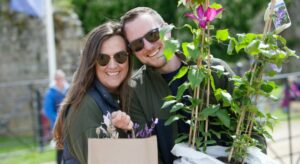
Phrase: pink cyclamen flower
[{"left": 185, "top": 5, "right": 224, "bottom": 28}]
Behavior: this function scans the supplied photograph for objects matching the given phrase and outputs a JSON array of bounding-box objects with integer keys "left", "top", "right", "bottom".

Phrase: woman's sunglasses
[
  {"left": 128, "top": 28, "right": 160, "bottom": 52},
  {"left": 97, "top": 51, "right": 128, "bottom": 66}
]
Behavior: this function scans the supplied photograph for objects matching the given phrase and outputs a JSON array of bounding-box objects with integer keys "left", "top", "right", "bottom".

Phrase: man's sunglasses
[
  {"left": 97, "top": 51, "right": 128, "bottom": 66},
  {"left": 128, "top": 28, "right": 160, "bottom": 52}
]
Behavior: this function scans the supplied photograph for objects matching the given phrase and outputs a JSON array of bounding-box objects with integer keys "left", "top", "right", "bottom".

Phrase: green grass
[
  {"left": 0, "top": 136, "right": 37, "bottom": 153},
  {"left": 0, "top": 136, "right": 55, "bottom": 164},
  {"left": 1, "top": 148, "right": 55, "bottom": 164}
]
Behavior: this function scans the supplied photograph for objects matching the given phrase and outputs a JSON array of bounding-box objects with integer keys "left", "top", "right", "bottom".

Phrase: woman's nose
[{"left": 106, "top": 58, "right": 118, "bottom": 68}]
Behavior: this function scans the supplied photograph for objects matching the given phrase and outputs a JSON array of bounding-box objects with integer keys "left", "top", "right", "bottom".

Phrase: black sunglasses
[
  {"left": 128, "top": 28, "right": 160, "bottom": 52},
  {"left": 97, "top": 51, "right": 128, "bottom": 66}
]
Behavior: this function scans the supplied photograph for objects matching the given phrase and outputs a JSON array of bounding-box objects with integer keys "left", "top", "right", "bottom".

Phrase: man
[
  {"left": 120, "top": 7, "right": 263, "bottom": 164},
  {"left": 121, "top": 7, "right": 183, "bottom": 164},
  {"left": 44, "top": 69, "right": 69, "bottom": 164}
]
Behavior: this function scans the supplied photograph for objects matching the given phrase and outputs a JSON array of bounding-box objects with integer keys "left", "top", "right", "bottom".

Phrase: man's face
[{"left": 124, "top": 14, "right": 166, "bottom": 68}]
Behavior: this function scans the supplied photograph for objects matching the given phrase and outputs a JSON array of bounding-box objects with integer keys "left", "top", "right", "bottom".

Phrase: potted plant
[{"left": 162, "top": 0, "right": 297, "bottom": 163}]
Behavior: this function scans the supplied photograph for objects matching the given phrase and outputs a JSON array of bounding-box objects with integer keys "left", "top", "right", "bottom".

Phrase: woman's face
[{"left": 95, "top": 35, "right": 129, "bottom": 93}]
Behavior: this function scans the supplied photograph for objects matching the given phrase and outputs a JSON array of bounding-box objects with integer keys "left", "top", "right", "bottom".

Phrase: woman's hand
[{"left": 111, "top": 111, "right": 133, "bottom": 131}]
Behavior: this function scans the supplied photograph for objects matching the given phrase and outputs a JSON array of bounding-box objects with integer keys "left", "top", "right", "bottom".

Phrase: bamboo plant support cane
[
  {"left": 188, "top": 0, "right": 213, "bottom": 151},
  {"left": 227, "top": 0, "right": 276, "bottom": 163}
]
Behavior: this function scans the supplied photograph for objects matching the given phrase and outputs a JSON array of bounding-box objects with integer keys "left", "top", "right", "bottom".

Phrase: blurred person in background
[
  {"left": 281, "top": 76, "right": 300, "bottom": 113},
  {"left": 44, "top": 69, "right": 69, "bottom": 164}
]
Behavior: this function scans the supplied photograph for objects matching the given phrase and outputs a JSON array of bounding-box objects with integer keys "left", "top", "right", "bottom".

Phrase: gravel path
[{"left": 267, "top": 119, "right": 300, "bottom": 164}]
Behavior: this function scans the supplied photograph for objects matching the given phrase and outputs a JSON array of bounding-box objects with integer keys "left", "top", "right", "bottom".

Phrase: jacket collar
[{"left": 93, "top": 80, "right": 119, "bottom": 110}]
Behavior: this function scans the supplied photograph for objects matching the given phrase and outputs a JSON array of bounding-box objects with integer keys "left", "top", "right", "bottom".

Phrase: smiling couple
[{"left": 53, "top": 6, "right": 184, "bottom": 164}]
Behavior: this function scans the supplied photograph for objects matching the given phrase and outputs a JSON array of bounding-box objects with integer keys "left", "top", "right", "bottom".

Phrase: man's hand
[{"left": 111, "top": 111, "right": 133, "bottom": 131}]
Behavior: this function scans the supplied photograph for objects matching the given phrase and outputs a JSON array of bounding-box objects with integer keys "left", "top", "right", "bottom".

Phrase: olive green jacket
[
  {"left": 129, "top": 65, "right": 178, "bottom": 164},
  {"left": 64, "top": 95, "right": 104, "bottom": 164},
  {"left": 63, "top": 80, "right": 126, "bottom": 164},
  {"left": 128, "top": 58, "right": 241, "bottom": 164}
]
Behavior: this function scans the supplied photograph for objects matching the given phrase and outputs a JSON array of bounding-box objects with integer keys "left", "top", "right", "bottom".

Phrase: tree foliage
[
  {"left": 71, "top": 0, "right": 177, "bottom": 34},
  {"left": 69, "top": 0, "right": 294, "bottom": 63}
]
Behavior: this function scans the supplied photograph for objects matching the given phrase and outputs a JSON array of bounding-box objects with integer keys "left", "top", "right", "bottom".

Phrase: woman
[{"left": 53, "top": 21, "right": 133, "bottom": 164}]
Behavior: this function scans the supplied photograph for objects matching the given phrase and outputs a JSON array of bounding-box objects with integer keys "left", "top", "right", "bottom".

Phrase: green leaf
[
  {"left": 216, "top": 109, "right": 230, "bottom": 128},
  {"left": 210, "top": 3, "right": 223, "bottom": 9},
  {"left": 176, "top": 82, "right": 190, "bottom": 100},
  {"left": 275, "top": 35, "right": 286, "bottom": 46},
  {"left": 236, "top": 33, "right": 257, "bottom": 53},
  {"left": 216, "top": 29, "right": 229, "bottom": 41},
  {"left": 260, "top": 49, "right": 276, "bottom": 58},
  {"left": 164, "top": 39, "right": 179, "bottom": 61},
  {"left": 170, "top": 66, "right": 188, "bottom": 84},
  {"left": 188, "top": 97, "right": 202, "bottom": 108},
  {"left": 215, "top": 89, "right": 232, "bottom": 107},
  {"left": 260, "top": 81, "right": 276, "bottom": 93},
  {"left": 266, "top": 70, "right": 277, "bottom": 77},
  {"left": 170, "top": 103, "right": 184, "bottom": 113},
  {"left": 211, "top": 65, "right": 225, "bottom": 78},
  {"left": 245, "top": 39, "right": 260, "bottom": 55},
  {"left": 160, "top": 24, "right": 174, "bottom": 39},
  {"left": 227, "top": 38, "right": 236, "bottom": 55},
  {"left": 164, "top": 114, "right": 185, "bottom": 126},
  {"left": 210, "top": 129, "right": 221, "bottom": 139},
  {"left": 175, "top": 134, "right": 189, "bottom": 143},
  {"left": 183, "top": 24, "right": 194, "bottom": 34},
  {"left": 161, "top": 100, "right": 176, "bottom": 109},
  {"left": 209, "top": 73, "right": 216, "bottom": 91},
  {"left": 163, "top": 95, "right": 176, "bottom": 101},
  {"left": 177, "top": 0, "right": 185, "bottom": 7},
  {"left": 211, "top": 65, "right": 225, "bottom": 72},
  {"left": 200, "top": 105, "right": 220, "bottom": 117},
  {"left": 188, "top": 67, "right": 205, "bottom": 89},
  {"left": 247, "top": 105, "right": 258, "bottom": 113},
  {"left": 182, "top": 42, "right": 199, "bottom": 62},
  {"left": 205, "top": 140, "right": 216, "bottom": 145},
  {"left": 284, "top": 47, "right": 297, "bottom": 58}
]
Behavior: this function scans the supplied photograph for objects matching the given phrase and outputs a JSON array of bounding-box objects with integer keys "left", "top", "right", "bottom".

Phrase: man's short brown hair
[{"left": 120, "top": 7, "right": 165, "bottom": 32}]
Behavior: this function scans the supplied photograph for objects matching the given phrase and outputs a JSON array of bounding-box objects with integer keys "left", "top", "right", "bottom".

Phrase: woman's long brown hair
[{"left": 53, "top": 21, "right": 132, "bottom": 149}]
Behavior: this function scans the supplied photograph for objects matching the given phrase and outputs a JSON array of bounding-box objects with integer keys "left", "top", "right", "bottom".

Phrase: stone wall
[{"left": 0, "top": 1, "right": 83, "bottom": 136}]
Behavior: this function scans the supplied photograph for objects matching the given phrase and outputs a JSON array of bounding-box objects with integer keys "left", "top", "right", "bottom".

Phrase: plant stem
[
  {"left": 228, "top": 106, "right": 246, "bottom": 161},
  {"left": 188, "top": 90, "right": 196, "bottom": 145},
  {"left": 204, "top": 37, "right": 212, "bottom": 151},
  {"left": 263, "top": 0, "right": 276, "bottom": 38},
  {"left": 192, "top": 86, "right": 200, "bottom": 147},
  {"left": 229, "top": 61, "right": 258, "bottom": 161}
]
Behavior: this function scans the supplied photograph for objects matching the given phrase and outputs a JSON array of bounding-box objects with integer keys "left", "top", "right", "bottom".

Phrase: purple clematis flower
[{"left": 185, "top": 5, "right": 224, "bottom": 28}]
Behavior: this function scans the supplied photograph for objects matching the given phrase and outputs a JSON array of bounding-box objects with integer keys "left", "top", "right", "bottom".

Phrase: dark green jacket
[
  {"left": 129, "top": 65, "right": 178, "bottom": 164},
  {"left": 63, "top": 80, "right": 123, "bottom": 164},
  {"left": 64, "top": 94, "right": 102, "bottom": 164},
  {"left": 129, "top": 58, "right": 239, "bottom": 164}
]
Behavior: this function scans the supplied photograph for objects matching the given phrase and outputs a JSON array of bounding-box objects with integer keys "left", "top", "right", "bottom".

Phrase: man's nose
[{"left": 142, "top": 38, "right": 154, "bottom": 50}]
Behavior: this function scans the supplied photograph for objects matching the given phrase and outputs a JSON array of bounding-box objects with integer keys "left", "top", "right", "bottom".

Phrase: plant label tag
[{"left": 272, "top": 0, "right": 291, "bottom": 34}]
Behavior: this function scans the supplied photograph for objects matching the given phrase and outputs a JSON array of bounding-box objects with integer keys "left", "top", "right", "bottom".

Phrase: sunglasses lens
[
  {"left": 145, "top": 29, "right": 160, "bottom": 42},
  {"left": 130, "top": 39, "right": 144, "bottom": 52},
  {"left": 97, "top": 54, "right": 110, "bottom": 66},
  {"left": 129, "top": 28, "right": 160, "bottom": 52},
  {"left": 114, "top": 51, "right": 128, "bottom": 64}
]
